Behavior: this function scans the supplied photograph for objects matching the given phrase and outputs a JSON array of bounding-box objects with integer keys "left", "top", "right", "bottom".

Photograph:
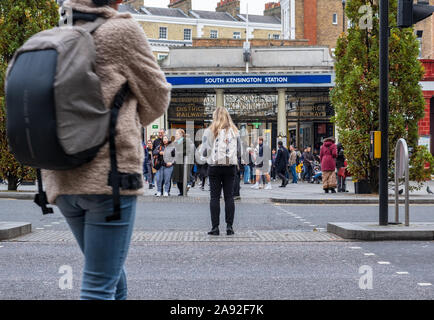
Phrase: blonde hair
[
  {"left": 209, "top": 107, "right": 238, "bottom": 138},
  {"left": 176, "top": 129, "right": 185, "bottom": 138}
]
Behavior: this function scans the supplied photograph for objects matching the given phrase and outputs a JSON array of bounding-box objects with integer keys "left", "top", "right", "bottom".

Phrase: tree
[
  {"left": 0, "top": 0, "right": 59, "bottom": 190},
  {"left": 331, "top": 0, "right": 434, "bottom": 193}
]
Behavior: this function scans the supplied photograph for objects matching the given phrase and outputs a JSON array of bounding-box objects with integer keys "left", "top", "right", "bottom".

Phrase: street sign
[{"left": 152, "top": 125, "right": 159, "bottom": 129}]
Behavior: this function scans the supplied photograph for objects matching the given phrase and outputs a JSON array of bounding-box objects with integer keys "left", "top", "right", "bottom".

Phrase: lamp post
[
  {"left": 379, "top": 0, "right": 389, "bottom": 226},
  {"left": 342, "top": 0, "right": 346, "bottom": 33}
]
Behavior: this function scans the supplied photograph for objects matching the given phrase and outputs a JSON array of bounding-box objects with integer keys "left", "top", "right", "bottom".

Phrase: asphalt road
[
  {"left": 1, "top": 198, "right": 433, "bottom": 300},
  {"left": 1, "top": 198, "right": 434, "bottom": 232}
]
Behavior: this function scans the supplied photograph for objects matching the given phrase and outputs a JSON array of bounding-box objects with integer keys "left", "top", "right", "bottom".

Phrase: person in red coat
[{"left": 320, "top": 137, "right": 338, "bottom": 193}]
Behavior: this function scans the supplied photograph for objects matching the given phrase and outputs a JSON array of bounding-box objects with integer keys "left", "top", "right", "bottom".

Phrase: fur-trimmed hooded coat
[{"left": 42, "top": 0, "right": 171, "bottom": 203}]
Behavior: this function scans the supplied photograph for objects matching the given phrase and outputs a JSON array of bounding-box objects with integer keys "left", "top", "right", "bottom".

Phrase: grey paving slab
[
  {"left": 328, "top": 222, "right": 434, "bottom": 241},
  {"left": 3, "top": 229, "right": 343, "bottom": 243}
]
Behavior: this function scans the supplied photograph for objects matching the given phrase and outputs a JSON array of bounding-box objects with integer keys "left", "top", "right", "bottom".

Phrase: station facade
[{"left": 158, "top": 46, "right": 335, "bottom": 152}]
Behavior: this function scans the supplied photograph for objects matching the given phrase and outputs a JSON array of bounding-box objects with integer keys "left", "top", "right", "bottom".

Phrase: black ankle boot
[
  {"left": 208, "top": 227, "right": 219, "bottom": 236},
  {"left": 227, "top": 225, "right": 234, "bottom": 236},
  {"left": 324, "top": 188, "right": 329, "bottom": 193},
  {"left": 330, "top": 188, "right": 337, "bottom": 193}
]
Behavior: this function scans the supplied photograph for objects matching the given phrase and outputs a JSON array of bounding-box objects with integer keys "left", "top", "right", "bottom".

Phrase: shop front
[
  {"left": 286, "top": 91, "right": 335, "bottom": 152},
  {"left": 167, "top": 90, "right": 279, "bottom": 149}
]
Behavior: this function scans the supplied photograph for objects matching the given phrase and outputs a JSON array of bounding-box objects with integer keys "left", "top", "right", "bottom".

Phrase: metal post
[
  {"left": 183, "top": 155, "right": 188, "bottom": 197},
  {"left": 379, "top": 0, "right": 389, "bottom": 226},
  {"left": 394, "top": 139, "right": 410, "bottom": 226}
]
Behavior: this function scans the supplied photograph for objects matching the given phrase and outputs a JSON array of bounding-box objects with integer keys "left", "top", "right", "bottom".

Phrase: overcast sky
[{"left": 144, "top": 0, "right": 274, "bottom": 15}]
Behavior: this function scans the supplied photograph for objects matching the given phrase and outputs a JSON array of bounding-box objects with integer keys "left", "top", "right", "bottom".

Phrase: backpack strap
[
  {"left": 106, "top": 82, "right": 130, "bottom": 222},
  {"left": 80, "top": 17, "right": 107, "bottom": 34},
  {"left": 34, "top": 169, "right": 54, "bottom": 215}
]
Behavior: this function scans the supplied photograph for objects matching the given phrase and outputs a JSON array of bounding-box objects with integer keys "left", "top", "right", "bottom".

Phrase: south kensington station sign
[{"left": 166, "top": 74, "right": 334, "bottom": 88}]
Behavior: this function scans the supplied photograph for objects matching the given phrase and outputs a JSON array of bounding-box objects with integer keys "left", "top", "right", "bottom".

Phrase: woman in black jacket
[{"left": 153, "top": 136, "right": 174, "bottom": 197}]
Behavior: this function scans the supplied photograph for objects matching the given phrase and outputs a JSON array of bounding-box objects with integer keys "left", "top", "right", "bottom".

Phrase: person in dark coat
[
  {"left": 302, "top": 147, "right": 314, "bottom": 182},
  {"left": 275, "top": 141, "right": 289, "bottom": 187},
  {"left": 320, "top": 137, "right": 338, "bottom": 193},
  {"left": 271, "top": 149, "right": 277, "bottom": 181},
  {"left": 171, "top": 129, "right": 194, "bottom": 196},
  {"left": 336, "top": 142, "right": 347, "bottom": 192},
  {"left": 152, "top": 129, "right": 166, "bottom": 194},
  {"left": 152, "top": 129, "right": 165, "bottom": 151}
]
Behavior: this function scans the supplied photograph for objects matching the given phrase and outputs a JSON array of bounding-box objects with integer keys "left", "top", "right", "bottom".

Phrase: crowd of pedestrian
[{"left": 143, "top": 130, "right": 349, "bottom": 197}]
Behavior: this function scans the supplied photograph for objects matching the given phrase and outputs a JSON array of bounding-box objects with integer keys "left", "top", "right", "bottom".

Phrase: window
[
  {"left": 184, "top": 28, "right": 192, "bottom": 41},
  {"left": 331, "top": 48, "right": 336, "bottom": 57},
  {"left": 332, "top": 13, "right": 338, "bottom": 25},
  {"left": 159, "top": 27, "right": 167, "bottom": 39},
  {"left": 233, "top": 32, "right": 241, "bottom": 39},
  {"left": 416, "top": 30, "right": 423, "bottom": 58},
  {"left": 157, "top": 53, "right": 168, "bottom": 61},
  {"left": 210, "top": 30, "right": 218, "bottom": 39},
  {"left": 273, "top": 34, "right": 280, "bottom": 40}
]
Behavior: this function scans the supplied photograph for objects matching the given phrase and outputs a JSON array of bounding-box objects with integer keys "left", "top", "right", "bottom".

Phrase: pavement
[{"left": 2, "top": 178, "right": 434, "bottom": 204}]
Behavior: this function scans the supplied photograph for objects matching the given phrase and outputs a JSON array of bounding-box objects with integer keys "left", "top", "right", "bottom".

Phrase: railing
[{"left": 394, "top": 138, "right": 410, "bottom": 226}]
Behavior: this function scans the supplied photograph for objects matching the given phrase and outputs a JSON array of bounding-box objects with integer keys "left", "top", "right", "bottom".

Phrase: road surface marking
[
  {"left": 378, "top": 261, "right": 390, "bottom": 265},
  {"left": 35, "top": 228, "right": 44, "bottom": 230},
  {"left": 364, "top": 253, "right": 375, "bottom": 256},
  {"left": 44, "top": 225, "right": 52, "bottom": 227},
  {"left": 417, "top": 283, "right": 432, "bottom": 286},
  {"left": 52, "top": 222, "right": 60, "bottom": 225},
  {"left": 0, "top": 246, "right": 3, "bottom": 248},
  {"left": 350, "top": 247, "right": 362, "bottom": 249},
  {"left": 396, "top": 272, "right": 409, "bottom": 275},
  {"left": 310, "top": 225, "right": 317, "bottom": 227}
]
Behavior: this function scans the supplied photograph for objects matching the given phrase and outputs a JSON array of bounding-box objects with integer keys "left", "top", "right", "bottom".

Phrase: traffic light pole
[{"left": 379, "top": 0, "right": 389, "bottom": 226}]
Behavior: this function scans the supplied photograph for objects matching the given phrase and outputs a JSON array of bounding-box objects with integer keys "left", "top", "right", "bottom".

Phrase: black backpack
[{"left": 5, "top": 12, "right": 138, "bottom": 221}]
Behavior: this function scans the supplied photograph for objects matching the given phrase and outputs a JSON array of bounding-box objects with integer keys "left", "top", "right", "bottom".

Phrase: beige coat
[{"left": 43, "top": 0, "right": 171, "bottom": 203}]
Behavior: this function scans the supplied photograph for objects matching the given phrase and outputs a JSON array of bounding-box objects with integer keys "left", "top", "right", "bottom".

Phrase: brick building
[{"left": 420, "top": 60, "right": 434, "bottom": 153}]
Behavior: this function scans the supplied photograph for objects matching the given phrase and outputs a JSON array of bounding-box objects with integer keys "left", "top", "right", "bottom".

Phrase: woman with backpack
[
  {"left": 199, "top": 107, "right": 242, "bottom": 236},
  {"left": 40, "top": 0, "right": 171, "bottom": 299},
  {"left": 153, "top": 136, "right": 174, "bottom": 197}
]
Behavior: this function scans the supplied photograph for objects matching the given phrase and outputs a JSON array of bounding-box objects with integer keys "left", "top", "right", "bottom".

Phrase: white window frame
[
  {"left": 157, "top": 53, "right": 168, "bottom": 61},
  {"left": 184, "top": 28, "right": 192, "bottom": 41},
  {"left": 210, "top": 30, "right": 218, "bottom": 39},
  {"left": 273, "top": 34, "right": 280, "bottom": 40},
  {"left": 233, "top": 31, "right": 241, "bottom": 39},
  {"left": 159, "top": 27, "right": 168, "bottom": 40},
  {"left": 332, "top": 13, "right": 338, "bottom": 25}
]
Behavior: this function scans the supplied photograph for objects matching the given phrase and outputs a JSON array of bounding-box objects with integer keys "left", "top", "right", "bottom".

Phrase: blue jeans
[
  {"left": 156, "top": 166, "right": 173, "bottom": 193},
  {"left": 243, "top": 165, "right": 251, "bottom": 183},
  {"left": 56, "top": 195, "right": 137, "bottom": 300},
  {"left": 290, "top": 164, "right": 298, "bottom": 183}
]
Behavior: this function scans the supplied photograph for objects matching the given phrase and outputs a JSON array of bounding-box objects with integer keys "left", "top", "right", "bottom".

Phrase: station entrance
[
  {"left": 150, "top": 46, "right": 337, "bottom": 151},
  {"left": 165, "top": 87, "right": 334, "bottom": 152}
]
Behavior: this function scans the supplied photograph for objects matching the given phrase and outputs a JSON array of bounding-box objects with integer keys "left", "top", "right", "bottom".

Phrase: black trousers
[
  {"left": 208, "top": 165, "right": 236, "bottom": 228},
  {"left": 277, "top": 167, "right": 288, "bottom": 185},
  {"left": 233, "top": 169, "right": 241, "bottom": 197},
  {"left": 177, "top": 182, "right": 184, "bottom": 195}
]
